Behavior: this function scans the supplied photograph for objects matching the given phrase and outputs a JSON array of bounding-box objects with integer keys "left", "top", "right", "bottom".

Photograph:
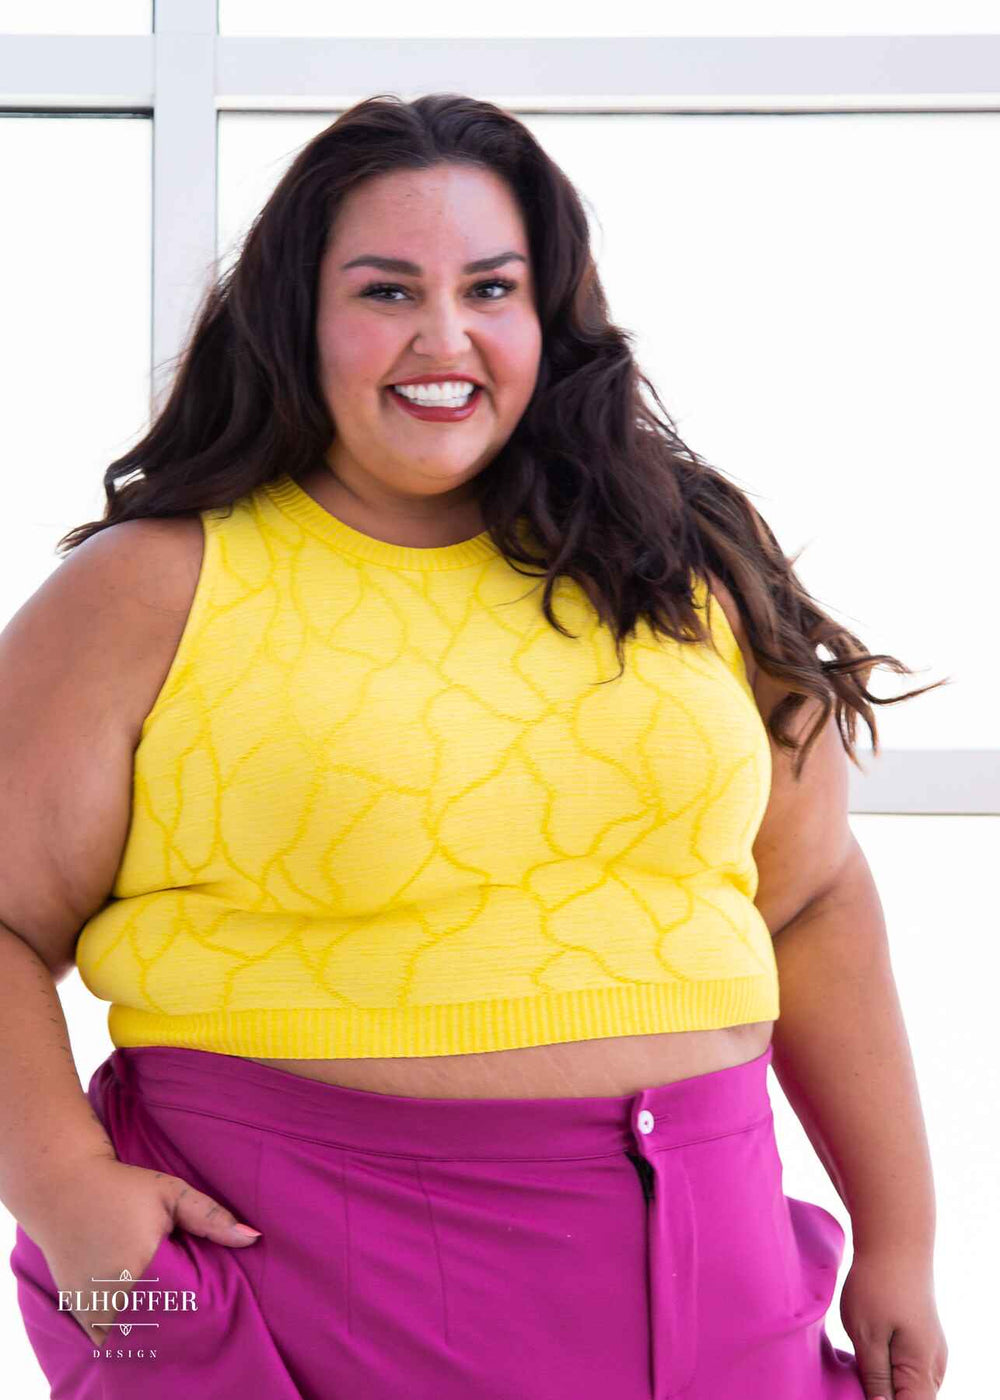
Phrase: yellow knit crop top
[{"left": 74, "top": 473, "right": 779, "bottom": 1058}]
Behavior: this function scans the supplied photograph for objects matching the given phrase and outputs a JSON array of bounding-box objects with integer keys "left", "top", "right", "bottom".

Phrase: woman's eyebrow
[{"left": 340, "top": 252, "right": 528, "bottom": 275}]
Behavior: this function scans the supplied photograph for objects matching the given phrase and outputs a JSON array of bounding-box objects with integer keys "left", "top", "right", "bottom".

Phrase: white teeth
[{"left": 391, "top": 381, "right": 476, "bottom": 404}]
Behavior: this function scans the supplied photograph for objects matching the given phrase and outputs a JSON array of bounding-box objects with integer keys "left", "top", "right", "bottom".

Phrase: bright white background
[
  {"left": 4, "top": 0, "right": 1000, "bottom": 35},
  {"left": 1, "top": 3, "right": 997, "bottom": 1394}
]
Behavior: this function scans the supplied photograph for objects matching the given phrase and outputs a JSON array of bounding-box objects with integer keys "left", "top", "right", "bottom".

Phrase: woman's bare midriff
[{"left": 242, "top": 1022, "right": 775, "bottom": 1099}]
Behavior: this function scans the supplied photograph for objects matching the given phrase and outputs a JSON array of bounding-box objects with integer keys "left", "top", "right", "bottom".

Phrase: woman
[{"left": 3, "top": 94, "right": 946, "bottom": 1398}]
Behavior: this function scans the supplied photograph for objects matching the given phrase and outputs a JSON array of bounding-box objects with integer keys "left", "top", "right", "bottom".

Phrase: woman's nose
[{"left": 411, "top": 303, "right": 477, "bottom": 356}]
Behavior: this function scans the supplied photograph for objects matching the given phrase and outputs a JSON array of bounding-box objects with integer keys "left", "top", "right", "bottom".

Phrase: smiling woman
[
  {"left": 308, "top": 164, "right": 542, "bottom": 544},
  {"left": 4, "top": 91, "right": 946, "bottom": 1400}
]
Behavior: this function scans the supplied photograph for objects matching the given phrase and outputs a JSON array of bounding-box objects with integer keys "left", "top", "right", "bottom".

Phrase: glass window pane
[
  {"left": 219, "top": 109, "right": 998, "bottom": 748},
  {"left": 0, "top": 115, "right": 151, "bottom": 613},
  {"left": 0, "top": 1, "right": 150, "bottom": 33},
  {"left": 219, "top": 0, "right": 1000, "bottom": 38}
]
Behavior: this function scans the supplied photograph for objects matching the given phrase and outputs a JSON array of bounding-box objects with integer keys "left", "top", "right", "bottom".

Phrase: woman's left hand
[{"left": 839, "top": 1248, "right": 948, "bottom": 1399}]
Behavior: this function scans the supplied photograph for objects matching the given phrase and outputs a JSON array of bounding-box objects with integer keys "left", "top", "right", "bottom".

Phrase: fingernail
[{"left": 233, "top": 1225, "right": 262, "bottom": 1237}]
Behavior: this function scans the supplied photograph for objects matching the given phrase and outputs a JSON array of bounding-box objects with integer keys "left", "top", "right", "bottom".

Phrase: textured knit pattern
[{"left": 74, "top": 474, "right": 779, "bottom": 1057}]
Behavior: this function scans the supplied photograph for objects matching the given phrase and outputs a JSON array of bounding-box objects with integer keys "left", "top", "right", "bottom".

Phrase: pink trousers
[{"left": 10, "top": 1041, "right": 866, "bottom": 1398}]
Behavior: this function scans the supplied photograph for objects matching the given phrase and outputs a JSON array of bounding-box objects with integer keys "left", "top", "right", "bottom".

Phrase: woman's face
[{"left": 315, "top": 163, "right": 542, "bottom": 522}]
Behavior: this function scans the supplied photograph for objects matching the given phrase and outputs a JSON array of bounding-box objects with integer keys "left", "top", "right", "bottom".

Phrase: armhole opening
[{"left": 694, "top": 570, "right": 755, "bottom": 696}]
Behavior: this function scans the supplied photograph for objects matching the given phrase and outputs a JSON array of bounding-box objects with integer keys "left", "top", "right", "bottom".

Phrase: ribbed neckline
[{"left": 262, "top": 473, "right": 499, "bottom": 571}]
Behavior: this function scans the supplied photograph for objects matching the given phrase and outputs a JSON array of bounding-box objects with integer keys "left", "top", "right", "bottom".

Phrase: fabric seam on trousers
[
  {"left": 414, "top": 1159, "right": 452, "bottom": 1347},
  {"left": 255, "top": 1134, "right": 273, "bottom": 1319},
  {"left": 249, "top": 1127, "right": 266, "bottom": 1304}
]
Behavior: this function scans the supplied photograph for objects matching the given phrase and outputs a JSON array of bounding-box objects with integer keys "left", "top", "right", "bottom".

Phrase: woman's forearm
[
  {"left": 0, "top": 923, "right": 117, "bottom": 1237},
  {"left": 767, "top": 853, "right": 937, "bottom": 1261}
]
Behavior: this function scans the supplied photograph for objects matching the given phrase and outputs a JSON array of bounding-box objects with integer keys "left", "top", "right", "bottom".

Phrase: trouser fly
[{"left": 625, "top": 1150, "right": 655, "bottom": 1202}]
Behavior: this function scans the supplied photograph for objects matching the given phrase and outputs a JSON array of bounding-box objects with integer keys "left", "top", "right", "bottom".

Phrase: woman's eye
[{"left": 360, "top": 277, "right": 517, "bottom": 303}]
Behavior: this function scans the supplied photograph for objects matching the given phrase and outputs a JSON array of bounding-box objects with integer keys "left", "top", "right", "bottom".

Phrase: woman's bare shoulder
[
  {"left": 81, "top": 514, "right": 205, "bottom": 612},
  {"left": 61, "top": 514, "right": 206, "bottom": 738}
]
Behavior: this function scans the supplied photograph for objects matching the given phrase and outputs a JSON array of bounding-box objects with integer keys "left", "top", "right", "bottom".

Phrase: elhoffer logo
[{"left": 59, "top": 1266, "right": 199, "bottom": 1361}]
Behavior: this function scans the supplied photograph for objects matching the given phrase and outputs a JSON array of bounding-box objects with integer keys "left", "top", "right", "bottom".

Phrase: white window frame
[{"left": 2, "top": 0, "right": 996, "bottom": 813}]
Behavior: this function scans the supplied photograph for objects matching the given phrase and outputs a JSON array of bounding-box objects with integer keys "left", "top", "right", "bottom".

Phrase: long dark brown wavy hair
[{"left": 57, "top": 92, "right": 947, "bottom": 780}]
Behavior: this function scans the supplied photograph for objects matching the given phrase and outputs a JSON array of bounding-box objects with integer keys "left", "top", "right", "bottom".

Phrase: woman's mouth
[{"left": 386, "top": 384, "right": 483, "bottom": 422}]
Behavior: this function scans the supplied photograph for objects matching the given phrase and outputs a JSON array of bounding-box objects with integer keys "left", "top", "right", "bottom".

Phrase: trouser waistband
[{"left": 107, "top": 1041, "right": 774, "bottom": 1161}]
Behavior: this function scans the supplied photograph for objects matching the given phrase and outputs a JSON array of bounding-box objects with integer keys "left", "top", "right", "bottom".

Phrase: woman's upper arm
[
  {"left": 703, "top": 568, "right": 856, "bottom": 938},
  {"left": 0, "top": 516, "right": 203, "bottom": 981}
]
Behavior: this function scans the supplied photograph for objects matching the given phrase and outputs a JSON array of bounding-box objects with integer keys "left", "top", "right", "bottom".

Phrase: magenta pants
[{"left": 10, "top": 1041, "right": 866, "bottom": 1398}]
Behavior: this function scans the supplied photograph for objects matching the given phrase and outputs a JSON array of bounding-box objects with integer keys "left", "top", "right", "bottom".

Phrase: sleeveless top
[{"left": 74, "top": 473, "right": 779, "bottom": 1057}]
